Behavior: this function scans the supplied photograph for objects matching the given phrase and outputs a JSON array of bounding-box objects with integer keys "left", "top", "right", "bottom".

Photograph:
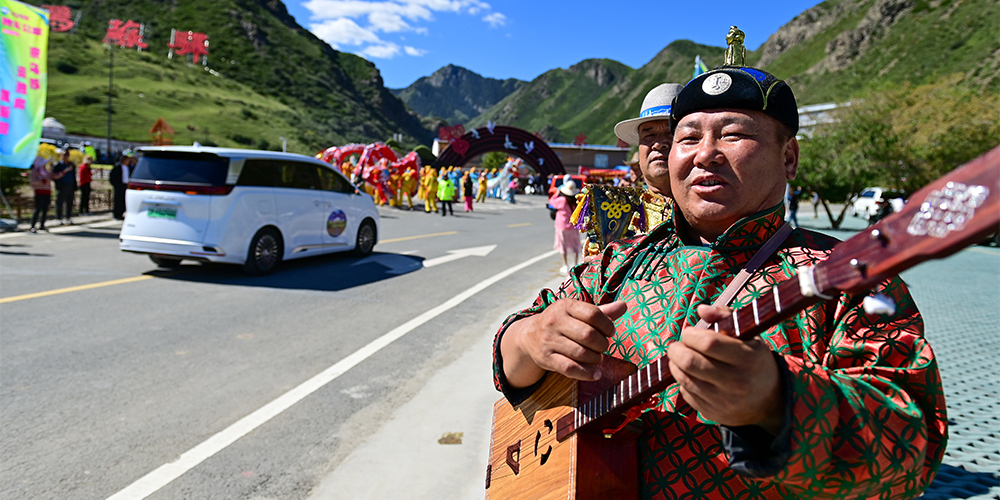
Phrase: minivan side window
[
  {"left": 279, "top": 162, "right": 321, "bottom": 190},
  {"left": 237, "top": 159, "right": 278, "bottom": 187},
  {"left": 318, "top": 167, "right": 355, "bottom": 194}
]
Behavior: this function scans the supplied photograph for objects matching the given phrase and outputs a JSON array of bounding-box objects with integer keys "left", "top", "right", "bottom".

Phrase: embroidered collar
[{"left": 669, "top": 201, "right": 787, "bottom": 252}]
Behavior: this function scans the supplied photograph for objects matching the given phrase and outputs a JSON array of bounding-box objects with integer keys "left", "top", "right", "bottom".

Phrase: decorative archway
[{"left": 432, "top": 125, "right": 565, "bottom": 176}]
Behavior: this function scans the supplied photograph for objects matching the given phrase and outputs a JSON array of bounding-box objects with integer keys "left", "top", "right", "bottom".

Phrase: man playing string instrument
[{"left": 492, "top": 60, "right": 946, "bottom": 499}]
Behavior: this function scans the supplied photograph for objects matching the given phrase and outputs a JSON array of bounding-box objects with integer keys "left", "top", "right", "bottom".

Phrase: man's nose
[{"left": 693, "top": 137, "right": 723, "bottom": 167}]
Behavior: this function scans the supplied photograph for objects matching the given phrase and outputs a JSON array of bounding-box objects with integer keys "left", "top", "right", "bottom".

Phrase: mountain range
[
  {"left": 390, "top": 65, "right": 524, "bottom": 125},
  {"left": 395, "top": 0, "right": 999, "bottom": 145}
]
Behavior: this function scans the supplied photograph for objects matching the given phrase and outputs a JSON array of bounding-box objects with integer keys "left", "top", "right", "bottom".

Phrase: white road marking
[
  {"left": 105, "top": 249, "right": 559, "bottom": 500},
  {"left": 422, "top": 244, "right": 497, "bottom": 268}
]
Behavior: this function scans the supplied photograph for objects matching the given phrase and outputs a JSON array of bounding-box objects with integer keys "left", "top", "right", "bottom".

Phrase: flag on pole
[
  {"left": 693, "top": 55, "right": 709, "bottom": 79},
  {"left": 0, "top": 0, "right": 49, "bottom": 168}
]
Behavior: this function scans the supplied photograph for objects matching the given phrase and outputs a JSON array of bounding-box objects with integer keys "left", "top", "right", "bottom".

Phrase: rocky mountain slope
[{"left": 391, "top": 65, "right": 524, "bottom": 124}]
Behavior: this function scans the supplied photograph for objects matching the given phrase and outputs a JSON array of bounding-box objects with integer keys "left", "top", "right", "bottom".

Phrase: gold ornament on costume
[
  {"left": 724, "top": 26, "right": 746, "bottom": 66},
  {"left": 570, "top": 185, "right": 673, "bottom": 256}
]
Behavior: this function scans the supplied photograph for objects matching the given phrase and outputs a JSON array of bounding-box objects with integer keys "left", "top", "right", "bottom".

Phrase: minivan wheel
[
  {"left": 243, "top": 227, "right": 282, "bottom": 276},
  {"left": 353, "top": 220, "right": 376, "bottom": 256},
  {"left": 150, "top": 255, "right": 183, "bottom": 268}
]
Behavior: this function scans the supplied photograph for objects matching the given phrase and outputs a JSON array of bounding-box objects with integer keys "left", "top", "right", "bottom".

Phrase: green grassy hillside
[
  {"left": 46, "top": 36, "right": 318, "bottom": 153},
  {"left": 33, "top": 0, "right": 431, "bottom": 154}
]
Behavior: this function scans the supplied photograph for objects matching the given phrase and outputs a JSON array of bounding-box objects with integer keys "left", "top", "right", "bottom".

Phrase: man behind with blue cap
[{"left": 492, "top": 27, "right": 943, "bottom": 499}]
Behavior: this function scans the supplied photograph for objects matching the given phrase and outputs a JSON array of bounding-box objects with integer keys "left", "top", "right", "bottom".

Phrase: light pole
[
  {"left": 279, "top": 137, "right": 286, "bottom": 153},
  {"left": 107, "top": 43, "right": 113, "bottom": 157}
]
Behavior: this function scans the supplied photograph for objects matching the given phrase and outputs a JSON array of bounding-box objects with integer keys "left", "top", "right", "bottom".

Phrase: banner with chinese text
[{"left": 0, "top": 0, "right": 48, "bottom": 168}]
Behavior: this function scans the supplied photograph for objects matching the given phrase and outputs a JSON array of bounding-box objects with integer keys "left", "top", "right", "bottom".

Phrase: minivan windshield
[{"left": 131, "top": 152, "right": 229, "bottom": 186}]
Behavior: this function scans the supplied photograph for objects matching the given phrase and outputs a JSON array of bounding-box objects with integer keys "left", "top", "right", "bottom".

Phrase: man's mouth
[{"left": 696, "top": 179, "right": 723, "bottom": 186}]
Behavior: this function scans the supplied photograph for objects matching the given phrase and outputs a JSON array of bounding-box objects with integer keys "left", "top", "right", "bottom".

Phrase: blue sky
[{"left": 285, "top": 1, "right": 824, "bottom": 89}]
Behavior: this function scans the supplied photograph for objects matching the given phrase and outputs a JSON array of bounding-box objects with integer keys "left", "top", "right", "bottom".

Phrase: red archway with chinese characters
[{"left": 432, "top": 125, "right": 565, "bottom": 176}]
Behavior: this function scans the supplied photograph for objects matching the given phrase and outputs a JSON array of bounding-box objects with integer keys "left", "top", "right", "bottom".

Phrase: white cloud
[
  {"left": 359, "top": 43, "right": 401, "bottom": 58},
  {"left": 404, "top": 45, "right": 427, "bottom": 56},
  {"left": 303, "top": 0, "right": 497, "bottom": 58},
  {"left": 311, "top": 17, "right": 381, "bottom": 48},
  {"left": 482, "top": 12, "right": 505, "bottom": 27}
]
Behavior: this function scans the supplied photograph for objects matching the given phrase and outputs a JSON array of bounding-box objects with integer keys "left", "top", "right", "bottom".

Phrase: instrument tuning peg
[{"left": 863, "top": 293, "right": 896, "bottom": 316}]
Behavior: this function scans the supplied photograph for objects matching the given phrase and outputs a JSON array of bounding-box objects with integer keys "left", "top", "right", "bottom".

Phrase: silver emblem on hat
[{"left": 703, "top": 73, "right": 732, "bottom": 96}]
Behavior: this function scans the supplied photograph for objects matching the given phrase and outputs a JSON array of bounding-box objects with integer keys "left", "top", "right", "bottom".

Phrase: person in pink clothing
[
  {"left": 28, "top": 156, "right": 53, "bottom": 233},
  {"left": 549, "top": 176, "right": 581, "bottom": 273}
]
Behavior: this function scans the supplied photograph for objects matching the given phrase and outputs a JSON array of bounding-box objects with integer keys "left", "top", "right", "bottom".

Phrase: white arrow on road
[
  {"left": 422, "top": 244, "right": 497, "bottom": 268},
  {"left": 351, "top": 254, "right": 423, "bottom": 275}
]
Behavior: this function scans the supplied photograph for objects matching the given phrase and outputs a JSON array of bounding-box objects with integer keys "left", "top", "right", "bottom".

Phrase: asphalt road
[{"left": 1, "top": 195, "right": 564, "bottom": 500}]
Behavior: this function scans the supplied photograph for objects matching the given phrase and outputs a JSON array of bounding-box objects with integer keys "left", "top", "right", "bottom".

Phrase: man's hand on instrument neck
[
  {"left": 668, "top": 304, "right": 785, "bottom": 435},
  {"left": 501, "top": 300, "right": 628, "bottom": 389}
]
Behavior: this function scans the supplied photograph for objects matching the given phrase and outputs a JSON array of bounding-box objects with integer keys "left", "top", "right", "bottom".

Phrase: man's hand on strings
[
  {"left": 667, "top": 304, "right": 784, "bottom": 434},
  {"left": 501, "top": 300, "right": 627, "bottom": 389}
]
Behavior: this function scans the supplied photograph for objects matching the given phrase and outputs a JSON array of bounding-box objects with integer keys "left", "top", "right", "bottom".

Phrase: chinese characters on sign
[
  {"left": 104, "top": 18, "right": 147, "bottom": 50},
  {"left": 168, "top": 29, "right": 209, "bottom": 64},
  {"left": 40, "top": 4, "right": 75, "bottom": 32},
  {"left": 1, "top": 0, "right": 49, "bottom": 168}
]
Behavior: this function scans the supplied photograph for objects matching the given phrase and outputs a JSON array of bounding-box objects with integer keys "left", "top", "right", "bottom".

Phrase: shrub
[
  {"left": 230, "top": 134, "right": 253, "bottom": 145},
  {"left": 73, "top": 94, "right": 102, "bottom": 105},
  {"left": 55, "top": 61, "right": 78, "bottom": 74}
]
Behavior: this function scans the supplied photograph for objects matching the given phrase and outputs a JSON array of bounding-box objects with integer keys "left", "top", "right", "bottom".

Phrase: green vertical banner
[{"left": 0, "top": 0, "right": 48, "bottom": 168}]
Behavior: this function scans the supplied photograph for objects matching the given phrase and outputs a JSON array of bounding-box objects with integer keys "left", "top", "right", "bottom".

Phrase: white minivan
[{"left": 119, "top": 146, "right": 380, "bottom": 275}]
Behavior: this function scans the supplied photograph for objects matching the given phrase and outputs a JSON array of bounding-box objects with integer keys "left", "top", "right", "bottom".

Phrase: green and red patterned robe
[{"left": 493, "top": 202, "right": 946, "bottom": 499}]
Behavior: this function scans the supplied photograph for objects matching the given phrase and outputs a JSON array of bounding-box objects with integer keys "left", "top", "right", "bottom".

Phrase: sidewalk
[
  {"left": 0, "top": 210, "right": 117, "bottom": 237},
  {"left": 306, "top": 284, "right": 561, "bottom": 500}
]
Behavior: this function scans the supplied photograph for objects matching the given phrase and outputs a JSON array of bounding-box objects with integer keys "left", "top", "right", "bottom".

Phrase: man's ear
[{"left": 784, "top": 137, "right": 799, "bottom": 181}]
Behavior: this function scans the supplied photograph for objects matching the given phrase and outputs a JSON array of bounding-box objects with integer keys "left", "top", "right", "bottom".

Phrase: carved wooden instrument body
[
  {"left": 485, "top": 146, "right": 1000, "bottom": 500},
  {"left": 486, "top": 356, "right": 641, "bottom": 500}
]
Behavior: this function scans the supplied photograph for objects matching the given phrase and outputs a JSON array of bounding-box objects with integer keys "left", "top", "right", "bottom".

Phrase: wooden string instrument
[{"left": 485, "top": 146, "right": 1000, "bottom": 500}]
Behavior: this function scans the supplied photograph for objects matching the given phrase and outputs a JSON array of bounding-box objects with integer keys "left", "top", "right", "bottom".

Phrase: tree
[
  {"left": 481, "top": 151, "right": 508, "bottom": 171},
  {"left": 797, "top": 97, "right": 903, "bottom": 228},
  {"left": 796, "top": 75, "right": 999, "bottom": 228}
]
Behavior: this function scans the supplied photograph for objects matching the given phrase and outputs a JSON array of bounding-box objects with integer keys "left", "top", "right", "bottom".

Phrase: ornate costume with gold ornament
[{"left": 569, "top": 185, "right": 674, "bottom": 257}]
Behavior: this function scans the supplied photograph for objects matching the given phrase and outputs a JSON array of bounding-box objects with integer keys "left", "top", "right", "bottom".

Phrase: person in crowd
[
  {"left": 477, "top": 170, "right": 488, "bottom": 203},
  {"left": 492, "top": 62, "right": 945, "bottom": 500},
  {"left": 110, "top": 150, "right": 134, "bottom": 220},
  {"left": 437, "top": 171, "right": 455, "bottom": 216},
  {"left": 78, "top": 155, "right": 93, "bottom": 216},
  {"left": 400, "top": 165, "right": 419, "bottom": 210},
  {"left": 489, "top": 168, "right": 500, "bottom": 198},
  {"left": 28, "top": 156, "right": 53, "bottom": 233},
  {"left": 788, "top": 188, "right": 800, "bottom": 228},
  {"left": 50, "top": 149, "right": 77, "bottom": 224},
  {"left": 549, "top": 178, "right": 581, "bottom": 273},
  {"left": 811, "top": 191, "right": 820, "bottom": 218},
  {"left": 506, "top": 175, "right": 517, "bottom": 204},
  {"left": 423, "top": 167, "right": 439, "bottom": 213},
  {"left": 462, "top": 170, "right": 475, "bottom": 212}
]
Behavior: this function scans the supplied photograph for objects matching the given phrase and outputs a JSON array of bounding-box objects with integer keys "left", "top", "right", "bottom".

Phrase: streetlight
[{"left": 279, "top": 137, "right": 286, "bottom": 153}]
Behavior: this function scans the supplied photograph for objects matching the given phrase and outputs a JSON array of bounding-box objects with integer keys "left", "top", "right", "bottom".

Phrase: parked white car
[
  {"left": 119, "top": 146, "right": 379, "bottom": 275},
  {"left": 851, "top": 187, "right": 906, "bottom": 219}
]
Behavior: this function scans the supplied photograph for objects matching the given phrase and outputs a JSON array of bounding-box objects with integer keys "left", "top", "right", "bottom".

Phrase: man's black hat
[{"left": 670, "top": 66, "right": 798, "bottom": 135}]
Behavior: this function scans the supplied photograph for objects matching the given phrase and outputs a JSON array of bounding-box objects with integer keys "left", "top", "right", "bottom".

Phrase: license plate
[{"left": 148, "top": 207, "right": 177, "bottom": 219}]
